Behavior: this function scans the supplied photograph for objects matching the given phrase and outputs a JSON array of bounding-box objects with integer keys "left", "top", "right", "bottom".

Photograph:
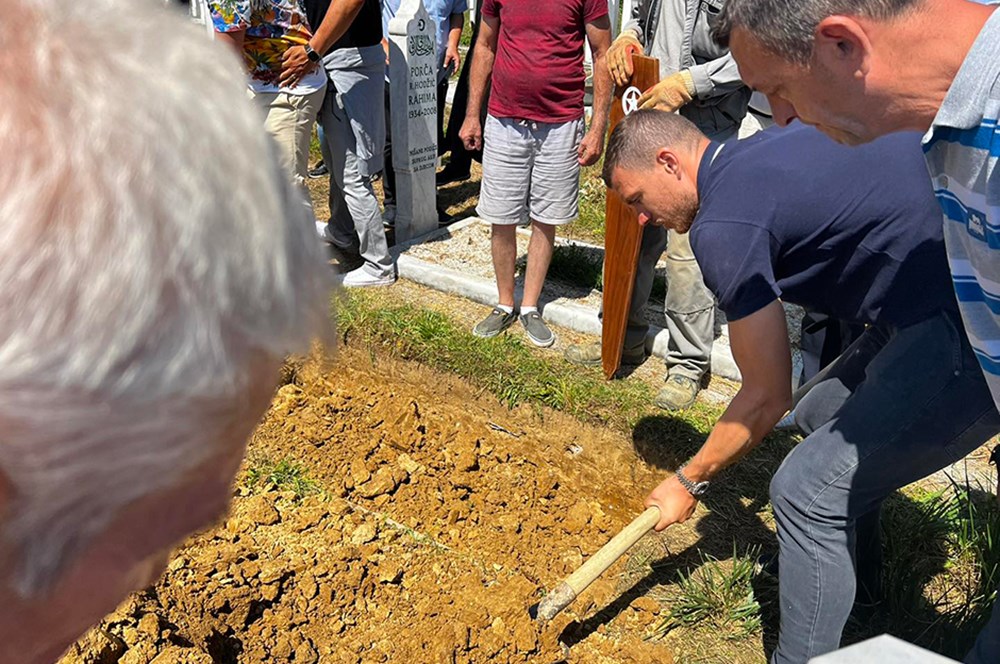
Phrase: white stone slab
[
  {"left": 388, "top": 0, "right": 439, "bottom": 243},
  {"left": 810, "top": 635, "right": 958, "bottom": 664}
]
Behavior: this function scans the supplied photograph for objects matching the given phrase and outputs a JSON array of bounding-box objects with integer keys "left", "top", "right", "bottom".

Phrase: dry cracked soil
[{"left": 58, "top": 349, "right": 681, "bottom": 664}]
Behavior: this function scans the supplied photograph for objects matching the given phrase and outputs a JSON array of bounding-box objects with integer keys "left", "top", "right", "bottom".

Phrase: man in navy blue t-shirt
[{"left": 602, "top": 111, "right": 1000, "bottom": 660}]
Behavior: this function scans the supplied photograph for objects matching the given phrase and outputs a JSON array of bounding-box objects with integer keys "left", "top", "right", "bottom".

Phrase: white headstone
[
  {"left": 388, "top": 0, "right": 438, "bottom": 244},
  {"left": 809, "top": 635, "right": 958, "bottom": 663}
]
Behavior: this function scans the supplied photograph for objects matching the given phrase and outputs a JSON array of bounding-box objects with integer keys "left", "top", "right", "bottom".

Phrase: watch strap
[{"left": 675, "top": 464, "right": 709, "bottom": 498}]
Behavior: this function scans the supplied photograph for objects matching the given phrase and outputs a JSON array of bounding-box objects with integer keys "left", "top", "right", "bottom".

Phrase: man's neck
[
  {"left": 688, "top": 137, "right": 713, "bottom": 189},
  {"left": 870, "top": 0, "right": 995, "bottom": 130}
]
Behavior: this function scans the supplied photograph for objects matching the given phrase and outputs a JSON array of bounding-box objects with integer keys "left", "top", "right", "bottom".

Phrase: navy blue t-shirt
[{"left": 689, "top": 124, "right": 956, "bottom": 328}]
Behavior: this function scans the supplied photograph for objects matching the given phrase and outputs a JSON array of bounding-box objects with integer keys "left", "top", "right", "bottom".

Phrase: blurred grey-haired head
[{"left": 0, "top": 0, "right": 332, "bottom": 595}]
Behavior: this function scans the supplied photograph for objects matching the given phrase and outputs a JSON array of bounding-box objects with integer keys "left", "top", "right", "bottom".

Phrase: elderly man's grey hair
[
  {"left": 712, "top": 0, "right": 923, "bottom": 64},
  {"left": 0, "top": 0, "right": 332, "bottom": 595},
  {"left": 602, "top": 110, "right": 705, "bottom": 187}
]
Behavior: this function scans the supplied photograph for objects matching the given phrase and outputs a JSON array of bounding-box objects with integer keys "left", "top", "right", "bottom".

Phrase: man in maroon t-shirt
[{"left": 459, "top": 0, "right": 612, "bottom": 347}]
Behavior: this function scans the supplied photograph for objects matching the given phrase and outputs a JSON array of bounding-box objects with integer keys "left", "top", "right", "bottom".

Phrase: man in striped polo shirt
[{"left": 709, "top": 1, "right": 1000, "bottom": 661}]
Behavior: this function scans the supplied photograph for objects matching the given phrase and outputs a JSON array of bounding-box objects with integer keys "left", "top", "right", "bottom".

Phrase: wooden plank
[{"left": 602, "top": 54, "right": 660, "bottom": 379}]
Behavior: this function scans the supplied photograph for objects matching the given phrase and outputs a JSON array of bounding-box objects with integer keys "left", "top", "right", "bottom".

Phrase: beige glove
[
  {"left": 607, "top": 31, "right": 643, "bottom": 87},
  {"left": 638, "top": 71, "right": 696, "bottom": 112}
]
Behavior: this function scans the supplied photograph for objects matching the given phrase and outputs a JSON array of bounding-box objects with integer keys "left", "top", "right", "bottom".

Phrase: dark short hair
[
  {"left": 602, "top": 110, "right": 705, "bottom": 187},
  {"left": 712, "top": 0, "right": 922, "bottom": 64}
]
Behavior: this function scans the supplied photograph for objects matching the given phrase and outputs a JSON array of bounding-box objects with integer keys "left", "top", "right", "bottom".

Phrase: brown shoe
[
  {"left": 654, "top": 375, "right": 699, "bottom": 411},
  {"left": 563, "top": 342, "right": 645, "bottom": 367}
]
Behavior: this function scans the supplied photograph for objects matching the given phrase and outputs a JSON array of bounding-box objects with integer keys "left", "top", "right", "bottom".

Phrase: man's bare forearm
[
  {"left": 464, "top": 39, "right": 495, "bottom": 119},
  {"left": 682, "top": 303, "right": 793, "bottom": 482},
  {"left": 682, "top": 386, "right": 790, "bottom": 482},
  {"left": 309, "top": 0, "right": 365, "bottom": 56},
  {"left": 590, "top": 49, "right": 612, "bottom": 134},
  {"left": 448, "top": 13, "right": 463, "bottom": 50}
]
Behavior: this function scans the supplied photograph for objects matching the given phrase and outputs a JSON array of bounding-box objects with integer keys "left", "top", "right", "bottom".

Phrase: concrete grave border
[{"left": 390, "top": 217, "right": 742, "bottom": 381}]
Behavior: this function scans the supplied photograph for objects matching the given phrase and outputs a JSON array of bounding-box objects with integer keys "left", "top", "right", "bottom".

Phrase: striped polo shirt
[{"left": 922, "top": 9, "right": 1000, "bottom": 406}]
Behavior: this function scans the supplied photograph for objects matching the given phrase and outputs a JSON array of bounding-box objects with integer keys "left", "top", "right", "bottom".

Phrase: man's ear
[
  {"left": 814, "top": 15, "right": 872, "bottom": 77},
  {"left": 655, "top": 148, "right": 682, "bottom": 177}
]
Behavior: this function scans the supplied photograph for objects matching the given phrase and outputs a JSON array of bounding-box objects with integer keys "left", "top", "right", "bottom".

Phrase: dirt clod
[{"left": 60, "top": 352, "right": 676, "bottom": 664}]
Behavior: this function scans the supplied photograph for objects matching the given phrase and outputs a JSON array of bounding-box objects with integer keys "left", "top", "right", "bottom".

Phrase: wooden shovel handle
[
  {"left": 537, "top": 506, "right": 660, "bottom": 621},
  {"left": 565, "top": 505, "right": 660, "bottom": 593}
]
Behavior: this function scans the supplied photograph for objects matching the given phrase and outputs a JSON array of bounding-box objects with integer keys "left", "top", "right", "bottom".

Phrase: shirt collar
[
  {"left": 697, "top": 140, "right": 724, "bottom": 196},
  {"left": 931, "top": 7, "right": 1000, "bottom": 131}
]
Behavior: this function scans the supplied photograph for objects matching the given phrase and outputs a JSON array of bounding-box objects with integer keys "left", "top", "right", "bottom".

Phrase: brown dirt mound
[{"left": 59, "top": 350, "right": 676, "bottom": 664}]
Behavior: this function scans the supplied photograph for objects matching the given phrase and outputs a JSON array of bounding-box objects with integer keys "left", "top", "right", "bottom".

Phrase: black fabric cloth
[
  {"left": 442, "top": 1, "right": 487, "bottom": 167},
  {"left": 796, "top": 311, "right": 866, "bottom": 389},
  {"left": 304, "top": 0, "right": 382, "bottom": 52},
  {"left": 689, "top": 123, "right": 958, "bottom": 328}
]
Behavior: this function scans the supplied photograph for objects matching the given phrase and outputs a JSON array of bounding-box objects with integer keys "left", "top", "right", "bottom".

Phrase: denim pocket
[{"left": 941, "top": 309, "right": 978, "bottom": 374}]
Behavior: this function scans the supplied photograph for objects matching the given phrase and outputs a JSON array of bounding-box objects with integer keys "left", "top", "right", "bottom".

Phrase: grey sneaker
[
  {"left": 520, "top": 311, "right": 555, "bottom": 348},
  {"left": 564, "top": 341, "right": 646, "bottom": 366},
  {"left": 473, "top": 307, "right": 518, "bottom": 338},
  {"left": 654, "top": 375, "right": 700, "bottom": 411}
]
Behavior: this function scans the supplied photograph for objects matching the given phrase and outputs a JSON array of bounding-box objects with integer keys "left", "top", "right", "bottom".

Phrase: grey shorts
[{"left": 476, "top": 114, "right": 585, "bottom": 226}]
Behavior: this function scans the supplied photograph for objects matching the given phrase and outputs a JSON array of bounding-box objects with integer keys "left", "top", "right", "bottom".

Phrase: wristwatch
[
  {"left": 304, "top": 43, "right": 321, "bottom": 63},
  {"left": 675, "top": 463, "right": 710, "bottom": 498}
]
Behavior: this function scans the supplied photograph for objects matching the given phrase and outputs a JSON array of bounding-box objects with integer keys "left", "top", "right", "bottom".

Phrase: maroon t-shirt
[{"left": 482, "top": 0, "right": 608, "bottom": 123}]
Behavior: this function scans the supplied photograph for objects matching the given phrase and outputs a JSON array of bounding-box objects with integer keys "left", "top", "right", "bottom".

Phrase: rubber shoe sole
[{"left": 341, "top": 267, "right": 396, "bottom": 288}]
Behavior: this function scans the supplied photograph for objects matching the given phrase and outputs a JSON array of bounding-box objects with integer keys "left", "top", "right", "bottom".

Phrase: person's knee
[
  {"left": 491, "top": 223, "right": 516, "bottom": 239},
  {"left": 769, "top": 465, "right": 797, "bottom": 518},
  {"left": 665, "top": 283, "right": 715, "bottom": 317},
  {"left": 770, "top": 452, "right": 813, "bottom": 521},
  {"left": 792, "top": 394, "right": 826, "bottom": 435},
  {"left": 530, "top": 219, "right": 556, "bottom": 238}
]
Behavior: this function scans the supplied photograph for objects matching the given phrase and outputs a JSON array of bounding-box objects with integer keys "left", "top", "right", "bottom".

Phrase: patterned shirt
[
  {"left": 923, "top": 8, "right": 1000, "bottom": 406},
  {"left": 209, "top": 0, "right": 326, "bottom": 93}
]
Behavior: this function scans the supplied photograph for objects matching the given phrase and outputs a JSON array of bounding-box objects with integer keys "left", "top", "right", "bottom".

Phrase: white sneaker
[
  {"left": 316, "top": 220, "right": 334, "bottom": 243},
  {"left": 341, "top": 266, "right": 396, "bottom": 288}
]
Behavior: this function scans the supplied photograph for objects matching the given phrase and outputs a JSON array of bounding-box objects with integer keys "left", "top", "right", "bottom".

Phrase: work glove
[
  {"left": 638, "top": 70, "right": 696, "bottom": 112},
  {"left": 607, "top": 31, "right": 643, "bottom": 87}
]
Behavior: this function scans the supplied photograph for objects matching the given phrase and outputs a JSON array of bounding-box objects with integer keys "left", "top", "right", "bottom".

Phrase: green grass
[
  {"left": 564, "top": 160, "right": 609, "bottom": 243},
  {"left": 544, "top": 242, "right": 669, "bottom": 303},
  {"left": 244, "top": 457, "right": 319, "bottom": 498},
  {"left": 541, "top": 244, "right": 604, "bottom": 292},
  {"left": 874, "top": 481, "right": 1000, "bottom": 657},
  {"left": 459, "top": 13, "right": 473, "bottom": 47},
  {"left": 654, "top": 547, "right": 763, "bottom": 641},
  {"left": 334, "top": 289, "right": 718, "bottom": 432}
]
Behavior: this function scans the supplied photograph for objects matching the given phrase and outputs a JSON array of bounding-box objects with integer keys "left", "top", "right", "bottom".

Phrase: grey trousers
[
  {"left": 621, "top": 124, "right": 738, "bottom": 381},
  {"left": 624, "top": 225, "right": 715, "bottom": 381},
  {"left": 319, "top": 46, "right": 394, "bottom": 279}
]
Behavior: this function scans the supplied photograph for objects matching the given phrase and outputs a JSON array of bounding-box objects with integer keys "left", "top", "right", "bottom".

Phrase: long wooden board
[{"left": 602, "top": 54, "right": 660, "bottom": 379}]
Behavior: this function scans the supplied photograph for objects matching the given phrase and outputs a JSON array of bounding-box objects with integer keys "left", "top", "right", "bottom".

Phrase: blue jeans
[{"left": 771, "top": 310, "right": 1000, "bottom": 663}]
